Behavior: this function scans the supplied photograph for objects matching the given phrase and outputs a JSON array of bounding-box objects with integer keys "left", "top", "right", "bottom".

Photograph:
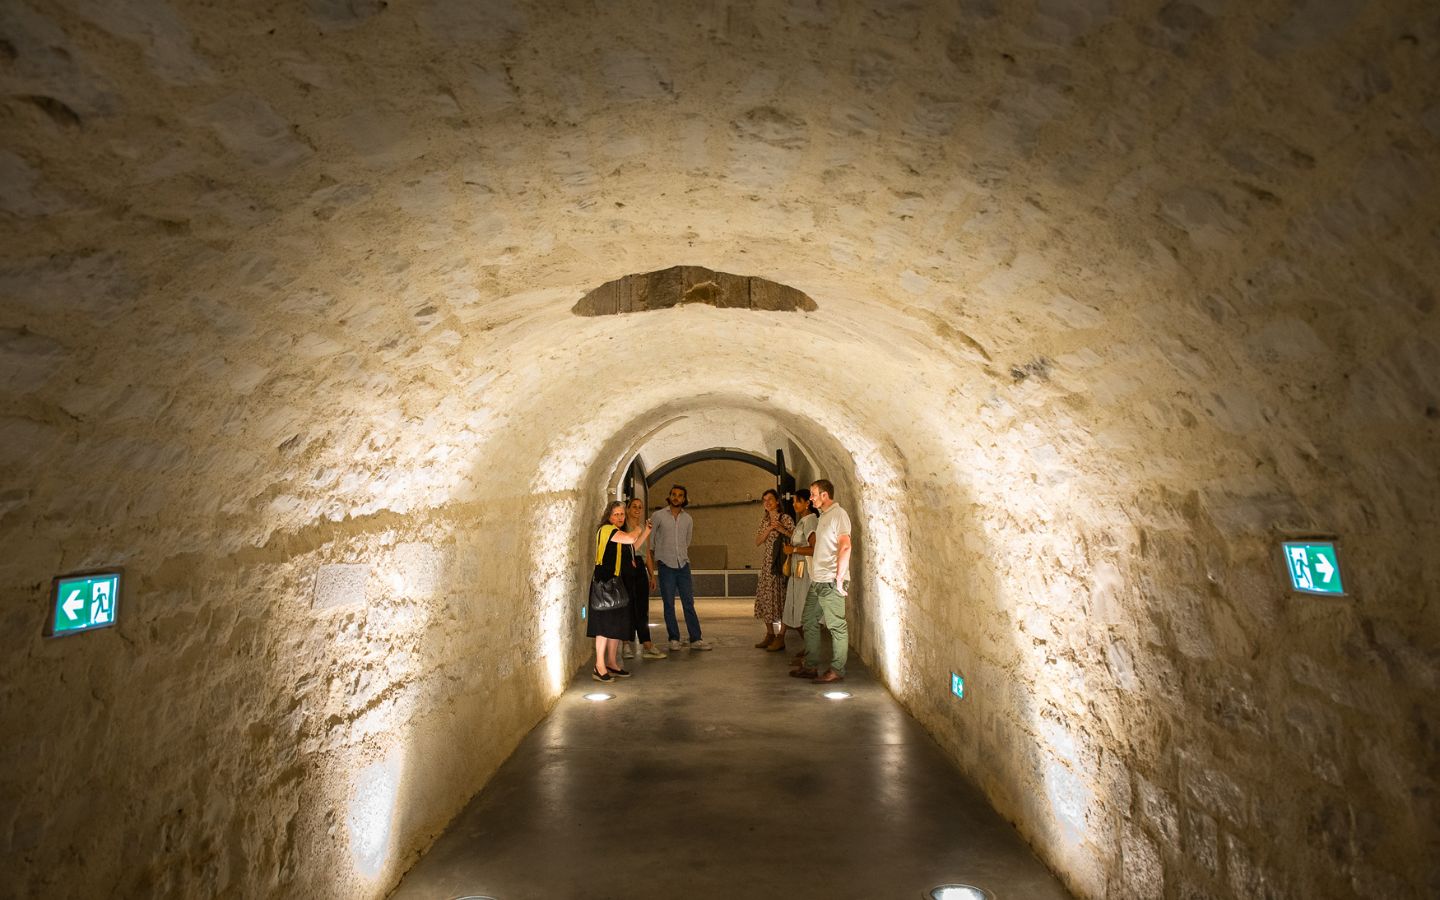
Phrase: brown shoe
[
  {"left": 790, "top": 667, "right": 818, "bottom": 679},
  {"left": 765, "top": 637, "right": 788, "bottom": 652},
  {"left": 811, "top": 670, "right": 845, "bottom": 684},
  {"left": 754, "top": 633, "right": 773, "bottom": 648}
]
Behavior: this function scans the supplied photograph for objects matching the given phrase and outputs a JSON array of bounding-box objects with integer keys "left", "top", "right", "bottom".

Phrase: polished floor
[{"left": 390, "top": 599, "right": 1071, "bottom": 900}]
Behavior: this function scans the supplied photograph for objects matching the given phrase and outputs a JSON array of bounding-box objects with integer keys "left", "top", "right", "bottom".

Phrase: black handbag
[
  {"left": 589, "top": 575, "right": 629, "bottom": 611},
  {"left": 770, "top": 532, "right": 788, "bottom": 577},
  {"left": 589, "top": 526, "right": 630, "bottom": 611}
]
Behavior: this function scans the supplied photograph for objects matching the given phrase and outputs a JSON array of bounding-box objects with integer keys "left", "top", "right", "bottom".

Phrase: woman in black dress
[
  {"left": 622, "top": 496, "right": 665, "bottom": 660},
  {"left": 590, "top": 501, "right": 650, "bottom": 683}
]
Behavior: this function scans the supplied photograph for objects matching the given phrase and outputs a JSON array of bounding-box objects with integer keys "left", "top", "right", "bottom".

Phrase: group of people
[
  {"left": 586, "top": 484, "right": 713, "bottom": 684},
  {"left": 751, "top": 479, "right": 852, "bottom": 685},
  {"left": 585, "top": 478, "right": 852, "bottom": 686}
]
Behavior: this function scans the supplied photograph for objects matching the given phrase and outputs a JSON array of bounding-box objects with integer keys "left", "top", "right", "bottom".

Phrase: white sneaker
[
  {"left": 690, "top": 639, "right": 713, "bottom": 651},
  {"left": 622, "top": 643, "right": 634, "bottom": 659},
  {"left": 668, "top": 640, "right": 682, "bottom": 651}
]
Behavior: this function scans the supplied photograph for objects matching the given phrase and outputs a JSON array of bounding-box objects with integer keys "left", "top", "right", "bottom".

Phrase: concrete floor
[{"left": 390, "top": 599, "right": 1071, "bottom": 900}]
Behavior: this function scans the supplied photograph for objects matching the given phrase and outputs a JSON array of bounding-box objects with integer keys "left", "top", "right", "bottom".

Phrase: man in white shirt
[
  {"left": 648, "top": 484, "right": 712, "bottom": 651},
  {"left": 790, "top": 478, "right": 851, "bottom": 683}
]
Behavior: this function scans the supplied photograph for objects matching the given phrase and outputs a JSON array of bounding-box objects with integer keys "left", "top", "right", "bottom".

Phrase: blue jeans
[{"left": 656, "top": 563, "right": 702, "bottom": 642}]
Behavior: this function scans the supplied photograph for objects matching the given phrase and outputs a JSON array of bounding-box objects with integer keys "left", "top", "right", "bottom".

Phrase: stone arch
[
  {"left": 641, "top": 448, "right": 779, "bottom": 488},
  {"left": 534, "top": 392, "right": 904, "bottom": 674}
]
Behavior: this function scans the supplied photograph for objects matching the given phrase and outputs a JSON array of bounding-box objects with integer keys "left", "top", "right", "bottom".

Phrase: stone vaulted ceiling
[{"left": 3, "top": 0, "right": 1436, "bottom": 549}]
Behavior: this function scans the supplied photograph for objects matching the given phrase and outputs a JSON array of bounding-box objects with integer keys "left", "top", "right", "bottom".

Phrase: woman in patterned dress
[{"left": 753, "top": 489, "right": 795, "bottom": 650}]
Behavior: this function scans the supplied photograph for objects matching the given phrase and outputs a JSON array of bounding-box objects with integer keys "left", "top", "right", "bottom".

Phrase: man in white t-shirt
[{"left": 790, "top": 478, "right": 852, "bottom": 684}]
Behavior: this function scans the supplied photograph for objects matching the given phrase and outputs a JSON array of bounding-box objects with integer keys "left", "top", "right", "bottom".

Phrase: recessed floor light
[
  {"left": 822, "top": 690, "right": 852, "bottom": 700},
  {"left": 925, "top": 885, "right": 992, "bottom": 900},
  {"left": 583, "top": 692, "right": 614, "bottom": 702}
]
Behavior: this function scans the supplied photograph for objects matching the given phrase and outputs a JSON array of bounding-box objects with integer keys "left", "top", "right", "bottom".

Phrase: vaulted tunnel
[{"left": 2, "top": 1, "right": 1438, "bottom": 898}]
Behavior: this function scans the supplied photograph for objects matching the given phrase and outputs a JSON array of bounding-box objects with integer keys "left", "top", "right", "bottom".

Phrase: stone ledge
[{"left": 572, "top": 265, "right": 818, "bottom": 316}]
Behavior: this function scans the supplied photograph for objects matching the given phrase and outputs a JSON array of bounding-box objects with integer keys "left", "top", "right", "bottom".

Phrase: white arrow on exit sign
[
  {"left": 63, "top": 589, "right": 84, "bottom": 620},
  {"left": 1315, "top": 554, "right": 1335, "bottom": 583}
]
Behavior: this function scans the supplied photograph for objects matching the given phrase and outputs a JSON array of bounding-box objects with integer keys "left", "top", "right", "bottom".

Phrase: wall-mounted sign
[
  {"left": 951, "top": 672, "right": 966, "bottom": 699},
  {"left": 46, "top": 571, "right": 121, "bottom": 637},
  {"left": 1282, "top": 541, "right": 1344, "bottom": 595}
]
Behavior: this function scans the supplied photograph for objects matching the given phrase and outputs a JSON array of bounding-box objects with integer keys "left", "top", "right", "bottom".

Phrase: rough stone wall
[
  {"left": 2, "top": 2, "right": 1437, "bottom": 899},
  {"left": 1, "top": 494, "right": 570, "bottom": 897}
]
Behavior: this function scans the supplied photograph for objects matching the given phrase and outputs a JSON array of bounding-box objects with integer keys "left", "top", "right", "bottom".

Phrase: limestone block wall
[{"left": 657, "top": 459, "right": 777, "bottom": 572}]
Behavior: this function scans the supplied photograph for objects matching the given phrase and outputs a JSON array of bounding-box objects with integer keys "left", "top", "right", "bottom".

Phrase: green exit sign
[
  {"left": 1282, "top": 542, "right": 1344, "bottom": 595},
  {"left": 951, "top": 672, "right": 965, "bottom": 699},
  {"left": 46, "top": 572, "right": 121, "bottom": 637}
]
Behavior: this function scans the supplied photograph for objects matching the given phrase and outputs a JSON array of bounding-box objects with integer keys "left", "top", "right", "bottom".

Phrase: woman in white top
[{"left": 781, "top": 488, "right": 818, "bottom": 663}]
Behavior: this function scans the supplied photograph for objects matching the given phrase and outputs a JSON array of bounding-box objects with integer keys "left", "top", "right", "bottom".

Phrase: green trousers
[{"left": 802, "top": 581, "right": 848, "bottom": 675}]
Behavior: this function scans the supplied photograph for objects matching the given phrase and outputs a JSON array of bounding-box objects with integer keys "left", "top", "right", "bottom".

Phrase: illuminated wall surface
[{"left": 1, "top": 2, "right": 1437, "bottom": 898}]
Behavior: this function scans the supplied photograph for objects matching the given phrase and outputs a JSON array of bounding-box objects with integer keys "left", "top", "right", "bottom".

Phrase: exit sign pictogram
[
  {"left": 1282, "top": 542, "right": 1344, "bottom": 595},
  {"left": 47, "top": 572, "right": 121, "bottom": 637}
]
